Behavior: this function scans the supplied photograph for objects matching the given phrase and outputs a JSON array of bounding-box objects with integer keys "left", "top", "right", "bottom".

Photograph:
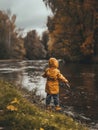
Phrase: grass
[{"left": 0, "top": 80, "right": 89, "bottom": 130}]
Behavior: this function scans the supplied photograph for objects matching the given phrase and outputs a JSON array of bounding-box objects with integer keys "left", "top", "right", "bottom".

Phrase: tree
[
  {"left": 0, "top": 10, "right": 26, "bottom": 59},
  {"left": 24, "top": 30, "right": 47, "bottom": 59},
  {"left": 43, "top": 0, "right": 97, "bottom": 62},
  {"left": 0, "top": 10, "right": 9, "bottom": 59},
  {"left": 41, "top": 30, "right": 49, "bottom": 51}
]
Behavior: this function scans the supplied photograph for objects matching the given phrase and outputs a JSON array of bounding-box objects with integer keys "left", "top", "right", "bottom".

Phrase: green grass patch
[{"left": 0, "top": 80, "right": 89, "bottom": 130}]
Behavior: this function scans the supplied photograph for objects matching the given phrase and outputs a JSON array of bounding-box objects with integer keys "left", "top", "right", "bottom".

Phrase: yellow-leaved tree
[{"left": 43, "top": 0, "right": 97, "bottom": 62}]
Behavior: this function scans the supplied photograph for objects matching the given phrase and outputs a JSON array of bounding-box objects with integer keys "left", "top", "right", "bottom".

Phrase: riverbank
[{"left": 0, "top": 80, "right": 89, "bottom": 130}]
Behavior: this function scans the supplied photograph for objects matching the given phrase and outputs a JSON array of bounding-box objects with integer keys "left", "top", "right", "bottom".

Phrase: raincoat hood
[{"left": 48, "top": 58, "right": 59, "bottom": 68}]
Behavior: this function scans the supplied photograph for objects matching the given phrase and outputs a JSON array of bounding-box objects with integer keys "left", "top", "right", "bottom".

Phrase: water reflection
[
  {"left": 0, "top": 60, "right": 98, "bottom": 129},
  {"left": 60, "top": 62, "right": 98, "bottom": 128},
  {"left": 0, "top": 60, "right": 47, "bottom": 96}
]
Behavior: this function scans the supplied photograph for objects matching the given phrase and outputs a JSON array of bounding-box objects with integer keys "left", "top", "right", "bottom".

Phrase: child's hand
[{"left": 65, "top": 79, "right": 69, "bottom": 83}]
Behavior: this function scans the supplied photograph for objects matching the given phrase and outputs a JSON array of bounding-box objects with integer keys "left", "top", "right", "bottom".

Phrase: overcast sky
[{"left": 0, "top": 0, "right": 52, "bottom": 35}]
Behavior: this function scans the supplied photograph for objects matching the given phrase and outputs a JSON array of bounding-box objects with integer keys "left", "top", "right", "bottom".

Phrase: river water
[{"left": 0, "top": 60, "right": 98, "bottom": 129}]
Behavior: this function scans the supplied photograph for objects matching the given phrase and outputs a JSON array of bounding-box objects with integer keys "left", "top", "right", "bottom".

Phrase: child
[{"left": 42, "top": 57, "right": 69, "bottom": 111}]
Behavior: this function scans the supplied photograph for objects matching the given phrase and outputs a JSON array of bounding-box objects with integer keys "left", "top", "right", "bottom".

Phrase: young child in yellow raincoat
[{"left": 42, "top": 57, "right": 69, "bottom": 111}]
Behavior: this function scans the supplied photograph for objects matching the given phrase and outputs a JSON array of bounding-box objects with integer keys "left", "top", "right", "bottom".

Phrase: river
[{"left": 0, "top": 60, "right": 98, "bottom": 129}]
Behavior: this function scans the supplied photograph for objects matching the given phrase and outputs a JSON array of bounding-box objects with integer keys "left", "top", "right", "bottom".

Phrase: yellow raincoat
[{"left": 42, "top": 58, "right": 68, "bottom": 94}]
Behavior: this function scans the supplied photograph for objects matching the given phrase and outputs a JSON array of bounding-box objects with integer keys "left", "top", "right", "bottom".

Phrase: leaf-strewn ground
[{"left": 0, "top": 80, "right": 89, "bottom": 130}]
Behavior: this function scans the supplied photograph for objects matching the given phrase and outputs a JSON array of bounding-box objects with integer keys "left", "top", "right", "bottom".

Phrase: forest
[{"left": 0, "top": 0, "right": 98, "bottom": 62}]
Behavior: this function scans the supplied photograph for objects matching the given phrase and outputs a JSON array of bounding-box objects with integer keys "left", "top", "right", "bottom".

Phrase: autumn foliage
[
  {"left": 43, "top": 0, "right": 98, "bottom": 62},
  {"left": 0, "top": 10, "right": 47, "bottom": 60},
  {"left": 0, "top": 11, "right": 26, "bottom": 59}
]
